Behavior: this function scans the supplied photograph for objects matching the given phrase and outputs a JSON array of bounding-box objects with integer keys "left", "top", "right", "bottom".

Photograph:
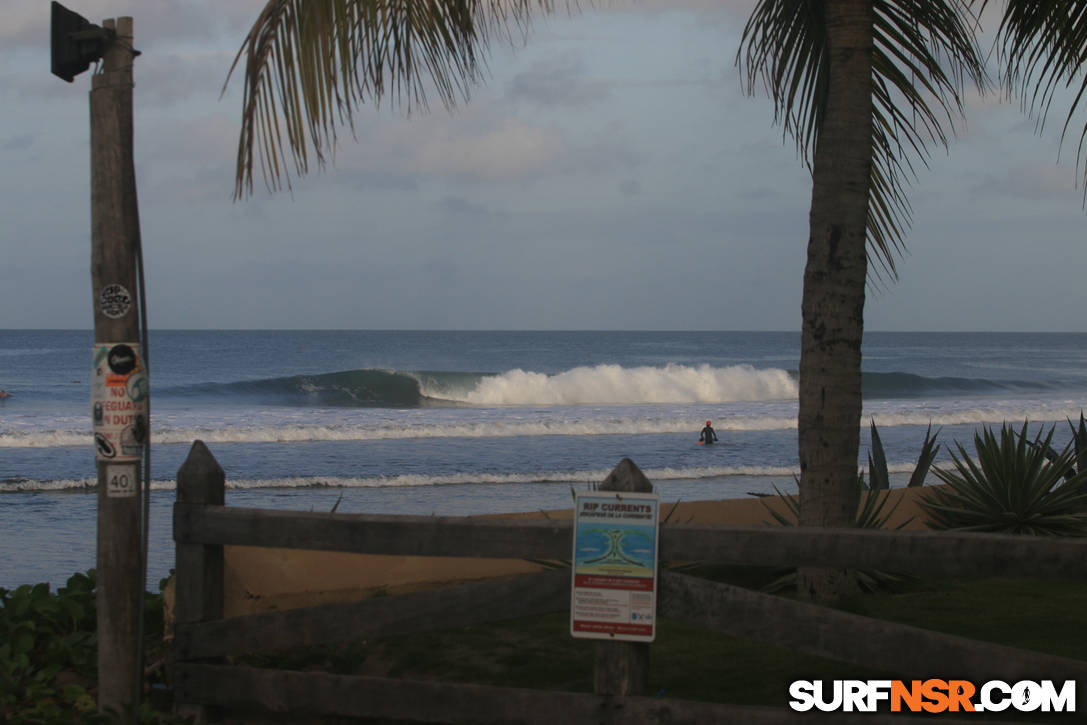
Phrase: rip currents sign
[{"left": 570, "top": 491, "right": 660, "bottom": 642}]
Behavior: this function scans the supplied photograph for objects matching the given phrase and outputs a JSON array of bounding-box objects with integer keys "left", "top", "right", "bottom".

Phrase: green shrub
[
  {"left": 0, "top": 570, "right": 188, "bottom": 725},
  {"left": 1, "top": 571, "right": 98, "bottom": 723},
  {"left": 923, "top": 421, "right": 1087, "bottom": 536}
]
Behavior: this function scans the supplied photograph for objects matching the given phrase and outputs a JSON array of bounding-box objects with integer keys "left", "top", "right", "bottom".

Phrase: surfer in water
[{"left": 699, "top": 420, "right": 718, "bottom": 445}]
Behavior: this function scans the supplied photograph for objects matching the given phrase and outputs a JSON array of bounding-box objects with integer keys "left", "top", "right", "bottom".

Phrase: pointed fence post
[
  {"left": 173, "top": 441, "right": 225, "bottom": 719},
  {"left": 174, "top": 440, "right": 225, "bottom": 627},
  {"left": 593, "top": 458, "right": 653, "bottom": 697}
]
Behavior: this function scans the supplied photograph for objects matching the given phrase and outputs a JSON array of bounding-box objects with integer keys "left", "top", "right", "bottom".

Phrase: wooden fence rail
[
  {"left": 175, "top": 503, "right": 1087, "bottom": 579},
  {"left": 171, "top": 441, "right": 1087, "bottom": 724},
  {"left": 175, "top": 663, "right": 997, "bottom": 725}
]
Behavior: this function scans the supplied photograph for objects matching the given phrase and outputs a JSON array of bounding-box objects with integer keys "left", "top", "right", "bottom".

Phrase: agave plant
[
  {"left": 1027, "top": 412, "right": 1087, "bottom": 481},
  {"left": 762, "top": 421, "right": 940, "bottom": 591},
  {"left": 764, "top": 420, "right": 940, "bottom": 528},
  {"left": 922, "top": 421, "right": 1087, "bottom": 536},
  {"left": 867, "top": 421, "right": 941, "bottom": 491}
]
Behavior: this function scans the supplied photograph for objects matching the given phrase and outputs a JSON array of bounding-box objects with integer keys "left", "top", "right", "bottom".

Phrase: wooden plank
[
  {"left": 659, "top": 524, "right": 1087, "bottom": 580},
  {"left": 173, "top": 663, "right": 1004, "bottom": 725},
  {"left": 174, "top": 503, "right": 573, "bottom": 559},
  {"left": 659, "top": 571, "right": 1087, "bottom": 690},
  {"left": 176, "top": 568, "right": 570, "bottom": 660},
  {"left": 176, "top": 504, "right": 1087, "bottom": 581}
]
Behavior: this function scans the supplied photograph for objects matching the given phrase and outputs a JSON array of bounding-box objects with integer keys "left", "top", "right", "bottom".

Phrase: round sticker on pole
[{"left": 99, "top": 283, "right": 132, "bottom": 319}]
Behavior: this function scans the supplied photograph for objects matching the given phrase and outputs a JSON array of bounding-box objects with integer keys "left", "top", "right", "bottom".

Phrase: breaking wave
[
  {"left": 162, "top": 364, "right": 798, "bottom": 408},
  {"left": 152, "top": 364, "right": 1053, "bottom": 409}
]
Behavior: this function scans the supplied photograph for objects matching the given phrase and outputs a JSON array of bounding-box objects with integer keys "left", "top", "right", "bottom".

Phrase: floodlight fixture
[{"left": 50, "top": 1, "right": 115, "bottom": 82}]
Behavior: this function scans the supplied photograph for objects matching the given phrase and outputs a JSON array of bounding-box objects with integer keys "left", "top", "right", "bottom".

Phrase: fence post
[
  {"left": 173, "top": 440, "right": 225, "bottom": 718},
  {"left": 593, "top": 458, "right": 652, "bottom": 697},
  {"left": 174, "top": 439, "right": 225, "bottom": 626}
]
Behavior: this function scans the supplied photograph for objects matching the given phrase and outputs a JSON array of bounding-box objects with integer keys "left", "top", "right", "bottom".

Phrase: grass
[
  {"left": 231, "top": 571, "right": 1087, "bottom": 720},
  {"left": 7, "top": 567, "right": 1086, "bottom": 722}
]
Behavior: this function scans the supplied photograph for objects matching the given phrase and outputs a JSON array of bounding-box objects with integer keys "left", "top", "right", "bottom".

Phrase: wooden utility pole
[{"left": 89, "top": 16, "right": 145, "bottom": 714}]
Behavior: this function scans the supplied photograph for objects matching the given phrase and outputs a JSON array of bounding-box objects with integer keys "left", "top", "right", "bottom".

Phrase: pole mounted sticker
[
  {"left": 91, "top": 342, "right": 148, "bottom": 463},
  {"left": 99, "top": 283, "right": 132, "bottom": 319}
]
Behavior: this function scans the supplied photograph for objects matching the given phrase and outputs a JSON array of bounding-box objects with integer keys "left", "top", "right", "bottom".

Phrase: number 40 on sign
[{"left": 106, "top": 464, "right": 137, "bottom": 499}]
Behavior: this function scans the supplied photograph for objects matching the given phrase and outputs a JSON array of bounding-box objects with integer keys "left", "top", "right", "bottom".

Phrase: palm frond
[
  {"left": 738, "top": 0, "right": 986, "bottom": 280},
  {"left": 227, "top": 0, "right": 560, "bottom": 198},
  {"left": 984, "top": 0, "right": 1087, "bottom": 203}
]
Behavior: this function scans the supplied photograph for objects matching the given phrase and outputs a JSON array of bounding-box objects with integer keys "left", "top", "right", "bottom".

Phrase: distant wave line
[
  {"left": 5, "top": 404, "right": 1087, "bottom": 448},
  {"left": 1, "top": 464, "right": 805, "bottom": 493},
  {"left": 0, "top": 456, "right": 1040, "bottom": 494}
]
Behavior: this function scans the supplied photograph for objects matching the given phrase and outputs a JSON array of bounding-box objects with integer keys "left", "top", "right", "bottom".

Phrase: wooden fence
[{"left": 171, "top": 441, "right": 1087, "bottom": 723}]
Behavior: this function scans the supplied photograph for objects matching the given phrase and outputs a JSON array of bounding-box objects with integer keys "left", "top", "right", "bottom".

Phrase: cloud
[
  {"left": 135, "top": 49, "right": 240, "bottom": 106},
  {"left": 416, "top": 118, "right": 568, "bottom": 180},
  {"left": 2, "top": 133, "right": 35, "bottom": 151},
  {"left": 970, "top": 162, "right": 1082, "bottom": 203},
  {"left": 434, "top": 195, "right": 495, "bottom": 217},
  {"left": 325, "top": 109, "right": 572, "bottom": 183},
  {"left": 506, "top": 54, "right": 602, "bottom": 107}
]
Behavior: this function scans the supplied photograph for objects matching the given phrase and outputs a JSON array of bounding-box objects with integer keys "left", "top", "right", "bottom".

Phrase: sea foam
[{"left": 444, "top": 364, "right": 798, "bottom": 406}]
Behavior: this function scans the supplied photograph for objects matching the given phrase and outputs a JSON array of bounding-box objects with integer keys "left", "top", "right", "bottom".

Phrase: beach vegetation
[
  {"left": 761, "top": 422, "right": 939, "bottom": 592},
  {"left": 761, "top": 420, "right": 939, "bottom": 530},
  {"left": 922, "top": 421, "right": 1087, "bottom": 536},
  {"left": 1030, "top": 412, "right": 1087, "bottom": 480},
  {"left": 1, "top": 572, "right": 98, "bottom": 724},
  {"left": 0, "top": 570, "right": 186, "bottom": 725}
]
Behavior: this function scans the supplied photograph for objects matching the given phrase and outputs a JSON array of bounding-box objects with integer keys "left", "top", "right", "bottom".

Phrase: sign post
[{"left": 572, "top": 457, "right": 659, "bottom": 696}]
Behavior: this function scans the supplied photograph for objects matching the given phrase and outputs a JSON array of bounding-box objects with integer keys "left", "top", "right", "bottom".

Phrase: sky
[{"left": 2, "top": 0, "right": 1086, "bottom": 331}]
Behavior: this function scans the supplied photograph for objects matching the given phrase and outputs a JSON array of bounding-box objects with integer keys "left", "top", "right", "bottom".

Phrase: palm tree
[
  {"left": 226, "top": 0, "right": 556, "bottom": 199},
  {"left": 738, "top": 0, "right": 984, "bottom": 599},
  {"left": 984, "top": 0, "right": 1087, "bottom": 201}
]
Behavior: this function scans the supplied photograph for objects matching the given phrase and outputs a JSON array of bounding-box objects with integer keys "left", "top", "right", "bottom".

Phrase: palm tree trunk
[{"left": 796, "top": 0, "right": 872, "bottom": 602}]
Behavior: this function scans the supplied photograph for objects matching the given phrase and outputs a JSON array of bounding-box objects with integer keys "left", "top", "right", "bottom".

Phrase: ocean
[{"left": 3, "top": 329, "right": 1086, "bottom": 590}]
